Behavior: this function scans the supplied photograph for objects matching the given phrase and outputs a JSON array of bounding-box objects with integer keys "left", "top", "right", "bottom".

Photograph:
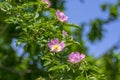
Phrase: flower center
[{"left": 52, "top": 45, "right": 61, "bottom": 52}]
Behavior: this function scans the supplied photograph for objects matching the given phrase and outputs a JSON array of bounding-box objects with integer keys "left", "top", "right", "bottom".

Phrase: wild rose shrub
[{"left": 0, "top": 0, "right": 106, "bottom": 80}]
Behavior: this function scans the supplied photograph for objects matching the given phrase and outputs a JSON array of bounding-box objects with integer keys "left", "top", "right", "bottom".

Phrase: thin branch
[{"left": 0, "top": 24, "right": 9, "bottom": 36}]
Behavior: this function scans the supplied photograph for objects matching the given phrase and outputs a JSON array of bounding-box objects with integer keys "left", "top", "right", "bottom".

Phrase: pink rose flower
[
  {"left": 42, "top": 0, "right": 51, "bottom": 8},
  {"left": 56, "top": 10, "right": 68, "bottom": 22},
  {"left": 68, "top": 52, "right": 85, "bottom": 64},
  {"left": 48, "top": 38, "right": 65, "bottom": 52}
]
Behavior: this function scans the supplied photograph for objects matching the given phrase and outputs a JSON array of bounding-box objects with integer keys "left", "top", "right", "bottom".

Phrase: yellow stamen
[{"left": 52, "top": 45, "right": 61, "bottom": 51}]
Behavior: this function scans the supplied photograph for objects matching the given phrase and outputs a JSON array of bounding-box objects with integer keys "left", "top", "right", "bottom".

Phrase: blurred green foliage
[{"left": 0, "top": 0, "right": 120, "bottom": 80}]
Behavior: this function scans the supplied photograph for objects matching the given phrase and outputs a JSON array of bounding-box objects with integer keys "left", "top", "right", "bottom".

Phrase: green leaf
[
  {"left": 109, "top": 5, "right": 118, "bottom": 18},
  {"left": 43, "top": 61, "right": 51, "bottom": 67},
  {"left": 75, "top": 76, "right": 85, "bottom": 80},
  {"left": 101, "top": 4, "right": 107, "bottom": 11},
  {"left": 65, "top": 23, "right": 80, "bottom": 28},
  {"left": 48, "top": 65, "right": 68, "bottom": 72}
]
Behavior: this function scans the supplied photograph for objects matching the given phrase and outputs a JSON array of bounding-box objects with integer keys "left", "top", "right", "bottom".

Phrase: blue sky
[{"left": 65, "top": 0, "right": 120, "bottom": 57}]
